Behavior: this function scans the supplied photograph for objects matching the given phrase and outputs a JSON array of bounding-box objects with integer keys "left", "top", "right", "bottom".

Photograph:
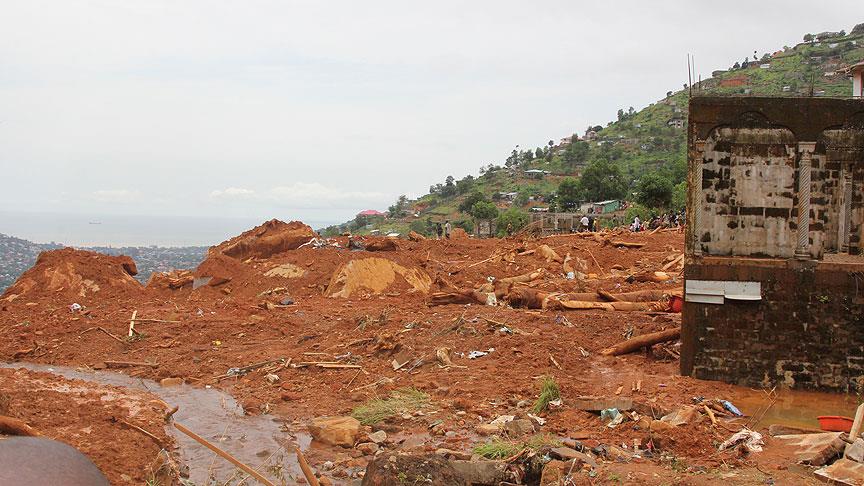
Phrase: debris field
[{"left": 0, "top": 219, "right": 841, "bottom": 485}]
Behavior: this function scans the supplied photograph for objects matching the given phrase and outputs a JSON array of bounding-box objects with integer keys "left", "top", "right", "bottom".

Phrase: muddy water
[
  {"left": 1, "top": 362, "right": 311, "bottom": 485},
  {"left": 732, "top": 387, "right": 860, "bottom": 430}
]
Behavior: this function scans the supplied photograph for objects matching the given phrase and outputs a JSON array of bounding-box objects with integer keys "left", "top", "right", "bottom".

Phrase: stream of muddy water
[{"left": 1, "top": 362, "right": 312, "bottom": 485}]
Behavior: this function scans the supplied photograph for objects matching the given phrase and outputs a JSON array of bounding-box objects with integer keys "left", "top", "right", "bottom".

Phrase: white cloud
[
  {"left": 210, "top": 187, "right": 256, "bottom": 198},
  {"left": 90, "top": 189, "right": 141, "bottom": 203}
]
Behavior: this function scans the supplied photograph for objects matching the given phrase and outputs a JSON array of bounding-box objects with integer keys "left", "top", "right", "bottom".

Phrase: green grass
[
  {"left": 351, "top": 388, "right": 430, "bottom": 425},
  {"left": 532, "top": 376, "right": 561, "bottom": 414},
  {"left": 473, "top": 433, "right": 562, "bottom": 459}
]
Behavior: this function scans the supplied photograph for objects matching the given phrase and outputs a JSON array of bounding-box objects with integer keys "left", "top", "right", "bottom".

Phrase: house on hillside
[
  {"left": 668, "top": 117, "right": 685, "bottom": 129},
  {"left": 357, "top": 209, "right": 386, "bottom": 218},
  {"left": 559, "top": 136, "right": 573, "bottom": 146},
  {"left": 592, "top": 200, "right": 621, "bottom": 214},
  {"left": 584, "top": 130, "right": 597, "bottom": 141},
  {"left": 849, "top": 61, "right": 864, "bottom": 98},
  {"left": 524, "top": 169, "right": 550, "bottom": 179}
]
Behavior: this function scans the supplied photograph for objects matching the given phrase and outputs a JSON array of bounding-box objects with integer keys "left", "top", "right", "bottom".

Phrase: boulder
[
  {"left": 367, "top": 430, "right": 387, "bottom": 444},
  {"left": 309, "top": 416, "right": 361, "bottom": 447},
  {"left": 361, "top": 453, "right": 466, "bottom": 486}
]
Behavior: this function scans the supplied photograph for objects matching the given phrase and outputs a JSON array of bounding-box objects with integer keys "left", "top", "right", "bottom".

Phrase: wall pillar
[
  {"left": 795, "top": 142, "right": 816, "bottom": 260},
  {"left": 692, "top": 140, "right": 705, "bottom": 256},
  {"left": 842, "top": 165, "right": 853, "bottom": 253}
]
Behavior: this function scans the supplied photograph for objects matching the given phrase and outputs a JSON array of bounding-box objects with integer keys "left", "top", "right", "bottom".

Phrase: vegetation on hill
[{"left": 322, "top": 24, "right": 864, "bottom": 237}]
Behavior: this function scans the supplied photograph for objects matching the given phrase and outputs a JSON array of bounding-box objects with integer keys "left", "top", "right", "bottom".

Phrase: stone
[
  {"left": 846, "top": 438, "right": 864, "bottom": 463},
  {"left": 361, "top": 453, "right": 465, "bottom": 485},
  {"left": 504, "top": 418, "right": 535, "bottom": 437},
  {"left": 814, "top": 458, "right": 864, "bottom": 485},
  {"left": 435, "top": 448, "right": 472, "bottom": 460},
  {"left": 281, "top": 391, "right": 302, "bottom": 401},
  {"left": 540, "top": 460, "right": 572, "bottom": 485},
  {"left": 309, "top": 416, "right": 361, "bottom": 447},
  {"left": 265, "top": 373, "right": 280, "bottom": 384},
  {"left": 367, "top": 430, "right": 387, "bottom": 444},
  {"left": 450, "top": 460, "right": 508, "bottom": 485},
  {"left": 357, "top": 442, "right": 380, "bottom": 455},
  {"left": 660, "top": 405, "right": 701, "bottom": 426},
  {"left": 159, "top": 377, "right": 183, "bottom": 387},
  {"left": 570, "top": 396, "right": 633, "bottom": 412}
]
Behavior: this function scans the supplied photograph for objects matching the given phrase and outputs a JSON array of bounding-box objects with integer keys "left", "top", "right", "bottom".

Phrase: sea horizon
[{"left": 0, "top": 210, "right": 337, "bottom": 248}]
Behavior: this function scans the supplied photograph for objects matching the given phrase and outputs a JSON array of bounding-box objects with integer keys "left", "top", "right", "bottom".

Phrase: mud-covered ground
[{"left": 0, "top": 222, "right": 834, "bottom": 484}]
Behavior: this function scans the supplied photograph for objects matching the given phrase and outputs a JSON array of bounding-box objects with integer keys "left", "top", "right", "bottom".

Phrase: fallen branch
[
  {"left": 104, "top": 360, "right": 159, "bottom": 368},
  {"left": 661, "top": 254, "right": 685, "bottom": 271},
  {"left": 600, "top": 327, "right": 681, "bottom": 356},
  {"left": 131, "top": 318, "right": 181, "bottom": 324},
  {"left": 120, "top": 420, "right": 164, "bottom": 448},
  {"left": 81, "top": 326, "right": 127, "bottom": 345},
  {"left": 173, "top": 421, "right": 276, "bottom": 486},
  {"left": 294, "top": 447, "right": 321, "bottom": 486},
  {"left": 584, "top": 247, "right": 606, "bottom": 276},
  {"left": 610, "top": 241, "right": 645, "bottom": 249}
]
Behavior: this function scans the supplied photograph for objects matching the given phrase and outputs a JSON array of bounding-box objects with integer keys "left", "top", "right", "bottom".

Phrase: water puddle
[
  {"left": 729, "top": 388, "right": 859, "bottom": 430},
  {"left": 1, "top": 362, "right": 311, "bottom": 485}
]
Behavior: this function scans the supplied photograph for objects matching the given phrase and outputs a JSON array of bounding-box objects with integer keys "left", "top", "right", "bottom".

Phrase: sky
[{"left": 0, "top": 1, "right": 859, "bottom": 228}]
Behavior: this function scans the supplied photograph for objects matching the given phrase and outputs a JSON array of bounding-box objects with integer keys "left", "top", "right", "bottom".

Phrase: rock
[
  {"left": 450, "top": 460, "right": 509, "bottom": 485},
  {"left": 309, "top": 416, "right": 361, "bottom": 447},
  {"left": 516, "top": 400, "right": 531, "bottom": 409},
  {"left": 540, "top": 460, "right": 573, "bottom": 486},
  {"left": 504, "top": 419, "right": 535, "bottom": 437},
  {"left": 660, "top": 405, "right": 701, "bottom": 426},
  {"left": 847, "top": 438, "right": 864, "bottom": 463},
  {"left": 571, "top": 396, "right": 633, "bottom": 412},
  {"left": 281, "top": 391, "right": 302, "bottom": 401},
  {"left": 361, "top": 453, "right": 466, "bottom": 486},
  {"left": 367, "top": 430, "right": 387, "bottom": 444},
  {"left": 357, "top": 442, "right": 380, "bottom": 455},
  {"left": 159, "top": 378, "right": 183, "bottom": 387},
  {"left": 265, "top": 373, "right": 280, "bottom": 384},
  {"left": 435, "top": 448, "right": 472, "bottom": 460}
]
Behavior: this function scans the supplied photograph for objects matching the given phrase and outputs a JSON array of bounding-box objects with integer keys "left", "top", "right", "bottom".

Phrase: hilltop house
[
  {"left": 851, "top": 61, "right": 864, "bottom": 98},
  {"left": 667, "top": 117, "right": 685, "bottom": 129},
  {"left": 357, "top": 209, "right": 386, "bottom": 218}
]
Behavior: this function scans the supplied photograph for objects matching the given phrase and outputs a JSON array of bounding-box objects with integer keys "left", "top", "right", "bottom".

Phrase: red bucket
[{"left": 817, "top": 415, "right": 854, "bottom": 432}]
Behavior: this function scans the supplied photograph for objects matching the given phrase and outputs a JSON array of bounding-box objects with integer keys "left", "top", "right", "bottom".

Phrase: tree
[
  {"left": 557, "top": 177, "right": 581, "bottom": 211},
  {"left": 459, "top": 191, "right": 488, "bottom": 213},
  {"left": 388, "top": 194, "right": 409, "bottom": 217},
  {"left": 671, "top": 181, "right": 687, "bottom": 210},
  {"left": 495, "top": 208, "right": 528, "bottom": 236},
  {"left": 535, "top": 147, "right": 545, "bottom": 159},
  {"left": 563, "top": 140, "right": 589, "bottom": 169},
  {"left": 456, "top": 175, "right": 475, "bottom": 195},
  {"left": 803, "top": 33, "right": 814, "bottom": 42},
  {"left": 441, "top": 176, "right": 456, "bottom": 197},
  {"left": 576, "top": 158, "right": 627, "bottom": 203},
  {"left": 635, "top": 173, "right": 674, "bottom": 209},
  {"left": 732, "top": 61, "right": 740, "bottom": 69},
  {"left": 470, "top": 201, "right": 499, "bottom": 221}
]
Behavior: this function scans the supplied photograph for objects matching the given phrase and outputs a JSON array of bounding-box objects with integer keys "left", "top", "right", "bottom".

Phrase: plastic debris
[
  {"left": 719, "top": 428, "right": 763, "bottom": 453},
  {"left": 69, "top": 303, "right": 83, "bottom": 312},
  {"left": 468, "top": 348, "right": 494, "bottom": 359},
  {"left": 601, "top": 408, "right": 620, "bottom": 422},
  {"left": 721, "top": 400, "right": 743, "bottom": 417},
  {"left": 527, "top": 413, "right": 546, "bottom": 426}
]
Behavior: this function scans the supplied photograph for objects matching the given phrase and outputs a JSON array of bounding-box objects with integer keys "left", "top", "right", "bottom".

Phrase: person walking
[{"left": 444, "top": 220, "right": 452, "bottom": 239}]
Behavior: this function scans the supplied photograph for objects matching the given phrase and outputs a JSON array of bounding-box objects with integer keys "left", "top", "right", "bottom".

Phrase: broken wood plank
[
  {"left": 128, "top": 310, "right": 138, "bottom": 337},
  {"left": 661, "top": 253, "right": 685, "bottom": 271},
  {"left": 600, "top": 327, "right": 681, "bottom": 356},
  {"left": 549, "top": 354, "right": 562, "bottom": 370}
]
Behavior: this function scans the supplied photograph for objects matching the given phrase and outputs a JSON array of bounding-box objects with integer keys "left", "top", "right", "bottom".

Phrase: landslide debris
[
  {"left": 210, "top": 219, "right": 315, "bottom": 260},
  {"left": 326, "top": 257, "right": 432, "bottom": 298},
  {"left": 2, "top": 248, "right": 141, "bottom": 301}
]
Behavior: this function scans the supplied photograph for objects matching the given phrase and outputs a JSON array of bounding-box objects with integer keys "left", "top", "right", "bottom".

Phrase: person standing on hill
[
  {"left": 435, "top": 222, "right": 443, "bottom": 239},
  {"left": 444, "top": 220, "right": 452, "bottom": 239}
]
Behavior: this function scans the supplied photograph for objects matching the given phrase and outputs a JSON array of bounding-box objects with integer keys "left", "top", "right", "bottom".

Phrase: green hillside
[{"left": 322, "top": 24, "right": 864, "bottom": 237}]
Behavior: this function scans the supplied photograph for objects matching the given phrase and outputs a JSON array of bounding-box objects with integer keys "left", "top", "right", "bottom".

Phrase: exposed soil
[{"left": 0, "top": 222, "right": 841, "bottom": 485}]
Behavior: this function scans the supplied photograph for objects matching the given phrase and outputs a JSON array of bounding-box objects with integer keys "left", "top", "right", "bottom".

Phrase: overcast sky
[{"left": 1, "top": 1, "right": 858, "bottom": 226}]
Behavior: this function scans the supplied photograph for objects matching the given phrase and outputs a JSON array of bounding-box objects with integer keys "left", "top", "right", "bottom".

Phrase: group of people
[
  {"left": 629, "top": 210, "right": 685, "bottom": 232},
  {"left": 434, "top": 220, "right": 452, "bottom": 239}
]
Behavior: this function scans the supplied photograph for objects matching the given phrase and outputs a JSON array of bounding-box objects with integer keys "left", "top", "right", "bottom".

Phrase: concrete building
[
  {"left": 852, "top": 61, "right": 864, "bottom": 98},
  {"left": 682, "top": 96, "right": 864, "bottom": 392}
]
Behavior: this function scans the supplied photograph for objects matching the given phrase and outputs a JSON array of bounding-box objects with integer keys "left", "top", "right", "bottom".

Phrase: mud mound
[
  {"left": 450, "top": 227, "right": 469, "bottom": 239},
  {"left": 326, "top": 257, "right": 431, "bottom": 298},
  {"left": 263, "top": 263, "right": 306, "bottom": 279},
  {"left": 2, "top": 248, "right": 141, "bottom": 301},
  {"left": 211, "top": 219, "right": 315, "bottom": 260}
]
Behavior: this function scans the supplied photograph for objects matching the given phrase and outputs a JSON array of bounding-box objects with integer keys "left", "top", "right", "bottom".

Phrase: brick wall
[{"left": 682, "top": 260, "right": 864, "bottom": 392}]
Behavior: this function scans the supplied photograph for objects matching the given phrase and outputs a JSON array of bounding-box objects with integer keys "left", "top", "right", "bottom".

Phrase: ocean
[{"left": 0, "top": 211, "right": 336, "bottom": 247}]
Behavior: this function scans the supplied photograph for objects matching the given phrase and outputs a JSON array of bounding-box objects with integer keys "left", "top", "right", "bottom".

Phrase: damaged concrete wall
[{"left": 683, "top": 96, "right": 864, "bottom": 392}]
